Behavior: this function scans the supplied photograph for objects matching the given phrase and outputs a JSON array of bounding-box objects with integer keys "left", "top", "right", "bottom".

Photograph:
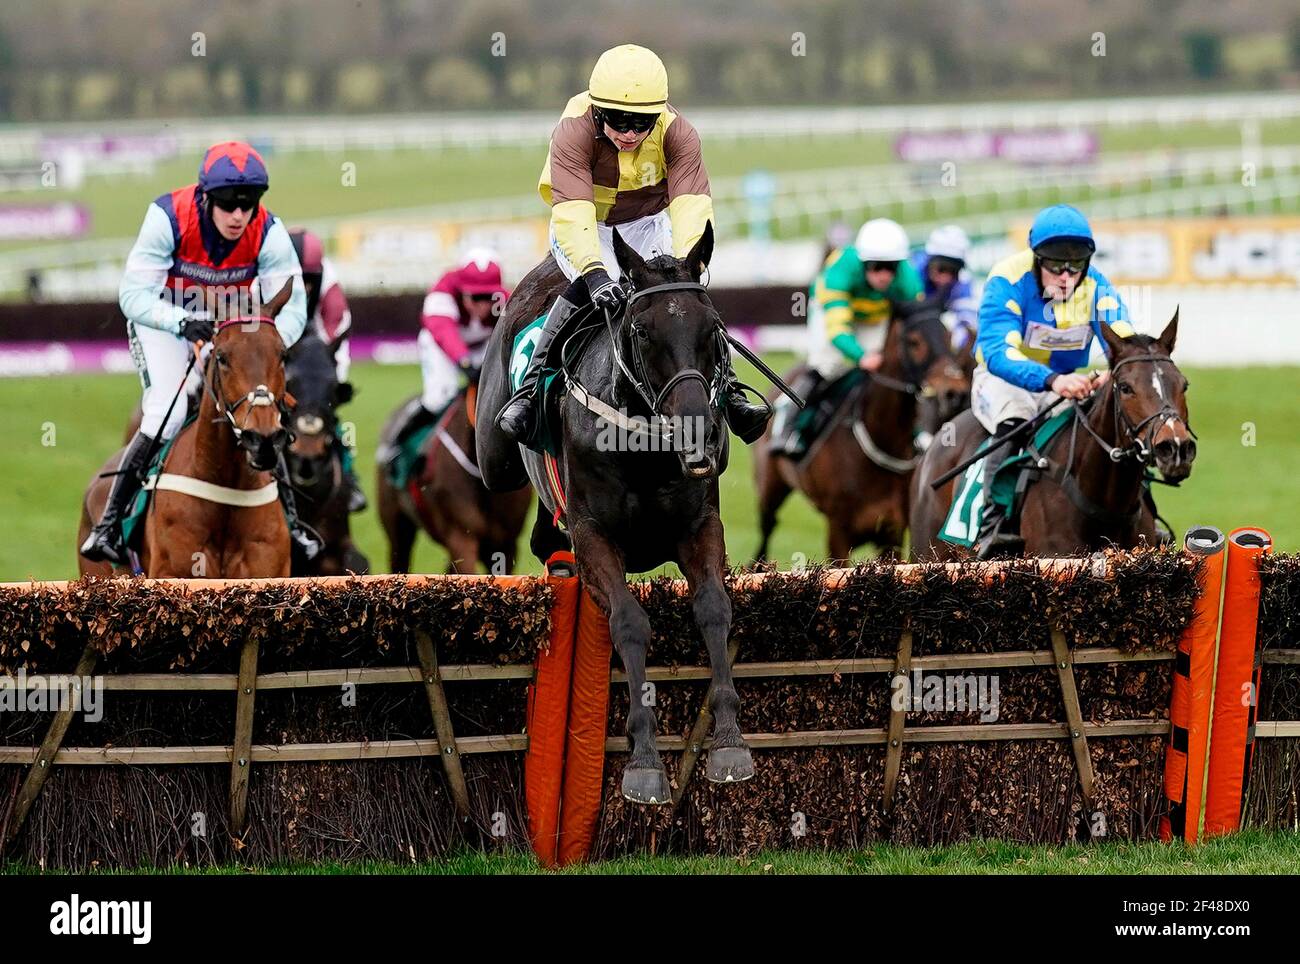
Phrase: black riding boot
[
  {"left": 276, "top": 452, "right": 323, "bottom": 562},
  {"left": 496, "top": 277, "right": 587, "bottom": 443},
  {"left": 380, "top": 401, "right": 440, "bottom": 478},
  {"left": 80, "top": 430, "right": 155, "bottom": 565},
  {"left": 975, "top": 418, "right": 1027, "bottom": 560},
  {"left": 724, "top": 365, "right": 773, "bottom": 444},
  {"left": 770, "top": 370, "right": 822, "bottom": 457}
]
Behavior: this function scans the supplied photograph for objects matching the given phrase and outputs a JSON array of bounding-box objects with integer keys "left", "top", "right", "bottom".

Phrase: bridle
[
  {"left": 560, "top": 280, "right": 738, "bottom": 448},
  {"left": 613, "top": 281, "right": 730, "bottom": 416},
  {"left": 1073, "top": 352, "right": 1194, "bottom": 468},
  {"left": 201, "top": 317, "right": 289, "bottom": 442}
]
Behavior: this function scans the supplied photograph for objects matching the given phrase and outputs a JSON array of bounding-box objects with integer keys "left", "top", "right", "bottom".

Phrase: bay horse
[
  {"left": 284, "top": 331, "right": 369, "bottom": 575},
  {"left": 78, "top": 317, "right": 294, "bottom": 579},
  {"left": 909, "top": 311, "right": 1193, "bottom": 560},
  {"left": 753, "top": 299, "right": 969, "bottom": 564},
  {"left": 476, "top": 224, "right": 751, "bottom": 805},
  {"left": 376, "top": 381, "right": 532, "bottom": 574}
]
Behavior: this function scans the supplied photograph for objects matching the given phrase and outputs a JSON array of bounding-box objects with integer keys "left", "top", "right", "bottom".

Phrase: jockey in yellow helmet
[{"left": 495, "top": 44, "right": 769, "bottom": 446}]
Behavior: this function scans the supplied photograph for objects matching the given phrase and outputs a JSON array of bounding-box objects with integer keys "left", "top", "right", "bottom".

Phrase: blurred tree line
[{"left": 0, "top": 0, "right": 1296, "bottom": 121}]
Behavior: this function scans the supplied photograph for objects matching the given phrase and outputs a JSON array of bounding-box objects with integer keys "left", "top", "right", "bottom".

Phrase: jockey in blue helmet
[{"left": 970, "top": 204, "right": 1136, "bottom": 557}]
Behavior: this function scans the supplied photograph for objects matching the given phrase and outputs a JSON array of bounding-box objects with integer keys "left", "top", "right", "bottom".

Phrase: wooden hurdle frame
[{"left": 3, "top": 553, "right": 1297, "bottom": 864}]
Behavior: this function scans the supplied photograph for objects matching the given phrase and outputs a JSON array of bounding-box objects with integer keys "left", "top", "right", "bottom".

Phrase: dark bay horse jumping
[
  {"left": 376, "top": 381, "right": 532, "bottom": 574},
  {"left": 79, "top": 317, "right": 295, "bottom": 578},
  {"left": 284, "top": 332, "right": 369, "bottom": 575},
  {"left": 909, "top": 311, "right": 1193, "bottom": 560},
  {"left": 753, "top": 300, "right": 969, "bottom": 564},
  {"left": 476, "top": 223, "right": 752, "bottom": 805}
]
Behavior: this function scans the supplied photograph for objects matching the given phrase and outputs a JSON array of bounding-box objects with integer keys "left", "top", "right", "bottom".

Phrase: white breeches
[
  {"left": 971, "top": 365, "right": 1058, "bottom": 435},
  {"left": 549, "top": 210, "right": 673, "bottom": 283},
  {"left": 419, "top": 329, "right": 488, "bottom": 414},
  {"left": 128, "top": 321, "right": 202, "bottom": 440}
]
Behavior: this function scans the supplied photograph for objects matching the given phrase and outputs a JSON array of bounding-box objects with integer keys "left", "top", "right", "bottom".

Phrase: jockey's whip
[
  {"left": 100, "top": 346, "right": 198, "bottom": 481},
  {"left": 929, "top": 393, "right": 1071, "bottom": 490},
  {"left": 724, "top": 332, "right": 806, "bottom": 408}
]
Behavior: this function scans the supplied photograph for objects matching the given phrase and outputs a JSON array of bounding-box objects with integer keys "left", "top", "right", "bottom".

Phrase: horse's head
[
  {"left": 610, "top": 223, "right": 728, "bottom": 479},
  {"left": 890, "top": 298, "right": 970, "bottom": 424},
  {"left": 209, "top": 318, "right": 291, "bottom": 472},
  {"left": 285, "top": 332, "right": 352, "bottom": 486},
  {"left": 1099, "top": 309, "right": 1195, "bottom": 483}
]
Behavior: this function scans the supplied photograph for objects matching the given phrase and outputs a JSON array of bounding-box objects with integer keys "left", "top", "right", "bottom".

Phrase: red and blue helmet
[{"left": 198, "top": 141, "right": 269, "bottom": 194}]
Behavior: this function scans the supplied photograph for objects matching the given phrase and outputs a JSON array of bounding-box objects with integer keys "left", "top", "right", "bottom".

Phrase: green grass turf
[
  {"left": 2, "top": 356, "right": 1296, "bottom": 583},
  {"left": 6, "top": 115, "right": 1300, "bottom": 252},
  {"left": 4, "top": 829, "right": 1298, "bottom": 874}
]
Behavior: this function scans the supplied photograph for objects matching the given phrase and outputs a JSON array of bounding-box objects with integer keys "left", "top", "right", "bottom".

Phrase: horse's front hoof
[
  {"left": 706, "top": 745, "right": 755, "bottom": 784},
  {"left": 622, "top": 766, "right": 672, "bottom": 805}
]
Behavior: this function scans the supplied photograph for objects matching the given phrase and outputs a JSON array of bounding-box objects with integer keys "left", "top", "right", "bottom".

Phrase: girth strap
[{"left": 143, "top": 473, "right": 279, "bottom": 507}]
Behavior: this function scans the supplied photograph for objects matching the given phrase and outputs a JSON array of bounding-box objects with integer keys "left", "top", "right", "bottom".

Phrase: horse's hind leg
[
  {"left": 384, "top": 504, "right": 418, "bottom": 574},
  {"left": 753, "top": 449, "right": 792, "bottom": 562},
  {"left": 574, "top": 523, "right": 669, "bottom": 805},
  {"left": 679, "top": 510, "right": 752, "bottom": 785}
]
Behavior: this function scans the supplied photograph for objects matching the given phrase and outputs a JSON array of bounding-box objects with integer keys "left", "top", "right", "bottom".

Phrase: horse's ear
[
  {"left": 283, "top": 389, "right": 297, "bottom": 409},
  {"left": 265, "top": 278, "right": 294, "bottom": 319},
  {"left": 1157, "top": 307, "right": 1179, "bottom": 355},
  {"left": 334, "top": 381, "right": 354, "bottom": 405},
  {"left": 327, "top": 331, "right": 347, "bottom": 358},
  {"left": 684, "top": 221, "right": 714, "bottom": 281},
  {"left": 611, "top": 227, "right": 646, "bottom": 281},
  {"left": 1099, "top": 319, "right": 1130, "bottom": 359}
]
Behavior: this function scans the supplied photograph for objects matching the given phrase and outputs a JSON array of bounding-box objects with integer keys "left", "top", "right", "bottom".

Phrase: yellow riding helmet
[{"left": 588, "top": 44, "right": 668, "bottom": 114}]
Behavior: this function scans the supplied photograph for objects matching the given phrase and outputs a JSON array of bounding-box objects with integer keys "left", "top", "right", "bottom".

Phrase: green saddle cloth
[
  {"left": 509, "top": 313, "right": 564, "bottom": 457},
  {"left": 119, "top": 413, "right": 195, "bottom": 550},
  {"left": 388, "top": 421, "right": 437, "bottom": 490},
  {"left": 792, "top": 369, "right": 865, "bottom": 450},
  {"left": 939, "top": 408, "right": 1074, "bottom": 548}
]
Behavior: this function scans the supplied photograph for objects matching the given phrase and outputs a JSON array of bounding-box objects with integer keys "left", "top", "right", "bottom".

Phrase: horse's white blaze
[{"left": 1149, "top": 366, "right": 1189, "bottom": 451}]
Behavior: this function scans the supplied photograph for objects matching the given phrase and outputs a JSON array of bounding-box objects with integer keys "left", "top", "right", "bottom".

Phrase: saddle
[
  {"left": 119, "top": 413, "right": 196, "bottom": 551},
  {"left": 789, "top": 370, "right": 865, "bottom": 457},
  {"left": 386, "top": 396, "right": 455, "bottom": 490},
  {"left": 940, "top": 409, "right": 1074, "bottom": 548},
  {"left": 508, "top": 312, "right": 576, "bottom": 457}
]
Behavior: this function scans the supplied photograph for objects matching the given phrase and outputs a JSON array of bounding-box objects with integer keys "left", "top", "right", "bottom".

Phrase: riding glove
[
  {"left": 584, "top": 268, "right": 627, "bottom": 312},
  {"left": 180, "top": 316, "right": 215, "bottom": 343}
]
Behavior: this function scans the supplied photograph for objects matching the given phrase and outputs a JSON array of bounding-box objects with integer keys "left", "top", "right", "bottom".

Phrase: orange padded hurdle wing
[
  {"left": 557, "top": 586, "right": 613, "bottom": 866},
  {"left": 1204, "top": 527, "right": 1272, "bottom": 838},
  {"left": 525, "top": 551, "right": 579, "bottom": 868},
  {"left": 1161, "top": 526, "right": 1225, "bottom": 844}
]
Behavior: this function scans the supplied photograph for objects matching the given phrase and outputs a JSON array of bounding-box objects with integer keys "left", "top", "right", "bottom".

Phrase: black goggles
[
  {"left": 928, "top": 256, "right": 963, "bottom": 275},
  {"left": 1039, "top": 257, "right": 1088, "bottom": 277},
  {"left": 208, "top": 188, "right": 263, "bottom": 213},
  {"left": 864, "top": 261, "right": 900, "bottom": 274},
  {"left": 598, "top": 108, "right": 659, "bottom": 134}
]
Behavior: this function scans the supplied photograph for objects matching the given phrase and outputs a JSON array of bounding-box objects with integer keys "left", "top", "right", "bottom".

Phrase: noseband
[{"left": 1077, "top": 353, "right": 1194, "bottom": 466}]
